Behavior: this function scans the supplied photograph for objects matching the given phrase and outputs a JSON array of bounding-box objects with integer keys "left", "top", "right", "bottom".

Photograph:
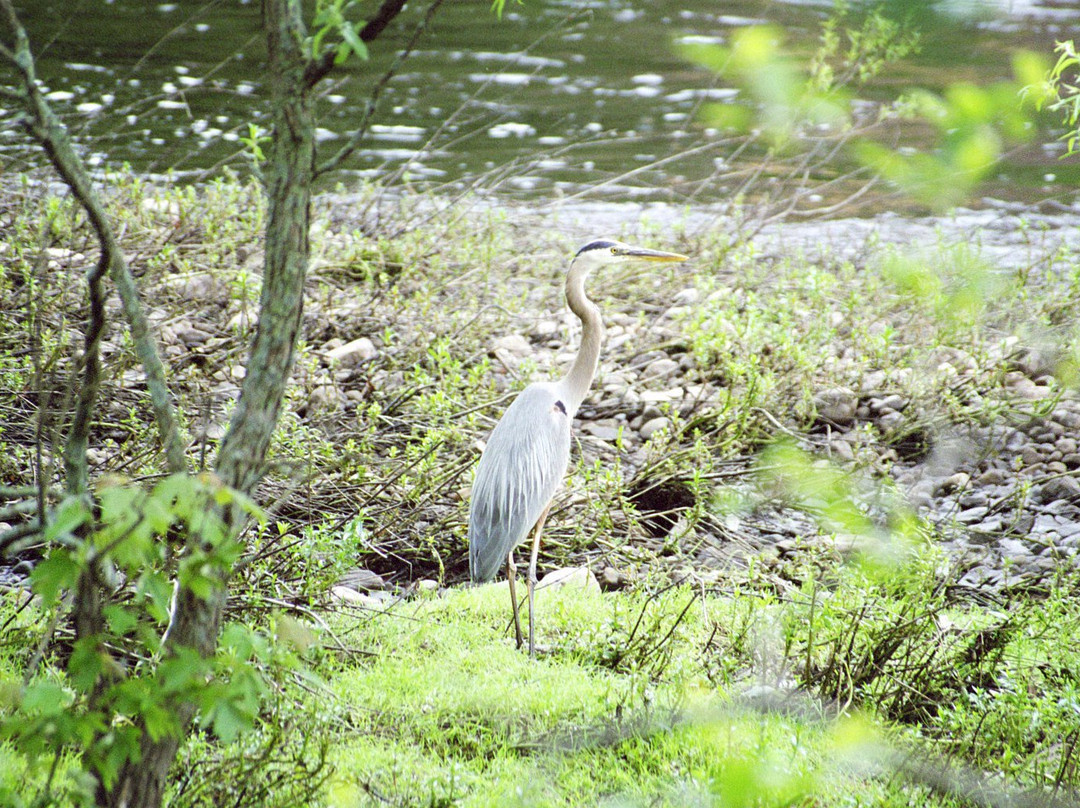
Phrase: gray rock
[
  {"left": 582, "top": 422, "right": 621, "bottom": 442},
  {"left": 338, "top": 568, "right": 387, "bottom": 591},
  {"left": 879, "top": 394, "right": 907, "bottom": 411},
  {"left": 829, "top": 439, "right": 855, "bottom": 462},
  {"left": 936, "top": 472, "right": 971, "bottom": 496},
  {"left": 814, "top": 387, "right": 858, "bottom": 426},
  {"left": 308, "top": 383, "right": 341, "bottom": 412},
  {"left": 958, "top": 491, "right": 988, "bottom": 508},
  {"left": 998, "top": 538, "right": 1033, "bottom": 558},
  {"left": 600, "top": 566, "right": 627, "bottom": 590},
  {"left": 326, "top": 337, "right": 377, "bottom": 365},
  {"left": 493, "top": 334, "right": 532, "bottom": 357},
  {"left": 537, "top": 567, "right": 600, "bottom": 593},
  {"left": 1020, "top": 445, "right": 1045, "bottom": 466},
  {"left": 974, "top": 515, "right": 1004, "bottom": 533},
  {"left": 639, "top": 416, "right": 671, "bottom": 440},
  {"left": 1040, "top": 476, "right": 1080, "bottom": 504},
  {"left": 674, "top": 288, "right": 700, "bottom": 306},
  {"left": 877, "top": 411, "right": 905, "bottom": 433},
  {"left": 860, "top": 370, "right": 887, "bottom": 393},
  {"left": 330, "top": 586, "right": 384, "bottom": 608},
  {"left": 643, "top": 357, "right": 679, "bottom": 380},
  {"left": 957, "top": 506, "right": 989, "bottom": 524},
  {"left": 534, "top": 320, "right": 559, "bottom": 338},
  {"left": 975, "top": 468, "right": 1008, "bottom": 486}
]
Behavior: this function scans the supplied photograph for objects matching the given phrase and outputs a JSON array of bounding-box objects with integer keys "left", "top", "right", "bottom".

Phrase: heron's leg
[
  {"left": 507, "top": 551, "right": 523, "bottom": 649},
  {"left": 526, "top": 502, "right": 552, "bottom": 657}
]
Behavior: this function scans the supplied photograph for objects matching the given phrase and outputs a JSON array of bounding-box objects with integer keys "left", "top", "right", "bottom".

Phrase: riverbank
[{"left": 2, "top": 175, "right": 1080, "bottom": 805}]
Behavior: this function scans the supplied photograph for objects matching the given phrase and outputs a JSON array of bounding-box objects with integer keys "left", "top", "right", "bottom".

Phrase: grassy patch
[{"left": 5, "top": 173, "right": 1080, "bottom": 805}]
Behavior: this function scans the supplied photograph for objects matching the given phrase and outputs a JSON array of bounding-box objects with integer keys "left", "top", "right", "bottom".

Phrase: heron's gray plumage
[
  {"left": 468, "top": 382, "right": 571, "bottom": 581},
  {"left": 466, "top": 238, "right": 688, "bottom": 654}
]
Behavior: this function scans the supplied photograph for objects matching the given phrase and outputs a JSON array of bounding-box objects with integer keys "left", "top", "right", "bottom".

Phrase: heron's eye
[{"left": 610, "top": 247, "right": 618, "bottom": 255}]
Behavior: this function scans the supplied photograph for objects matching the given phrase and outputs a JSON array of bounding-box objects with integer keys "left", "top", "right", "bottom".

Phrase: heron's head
[{"left": 573, "top": 239, "right": 689, "bottom": 268}]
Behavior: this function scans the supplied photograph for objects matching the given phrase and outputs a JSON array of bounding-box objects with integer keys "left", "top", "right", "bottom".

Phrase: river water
[{"left": 6, "top": 0, "right": 1080, "bottom": 207}]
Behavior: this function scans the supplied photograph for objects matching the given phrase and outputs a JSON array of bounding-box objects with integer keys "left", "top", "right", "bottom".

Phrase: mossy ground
[{"left": 2, "top": 174, "right": 1080, "bottom": 805}]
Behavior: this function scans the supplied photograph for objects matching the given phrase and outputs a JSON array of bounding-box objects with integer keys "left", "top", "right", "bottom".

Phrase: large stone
[
  {"left": 813, "top": 387, "right": 857, "bottom": 426},
  {"left": 493, "top": 334, "right": 532, "bottom": 357},
  {"left": 338, "top": 568, "right": 387, "bottom": 592},
  {"left": 537, "top": 566, "right": 600, "bottom": 593},
  {"left": 327, "top": 337, "right": 378, "bottom": 365},
  {"left": 639, "top": 417, "right": 671, "bottom": 440}
]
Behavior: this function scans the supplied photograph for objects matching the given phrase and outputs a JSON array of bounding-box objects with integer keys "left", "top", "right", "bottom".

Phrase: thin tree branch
[
  {"left": 314, "top": 0, "right": 448, "bottom": 178},
  {"left": 0, "top": 0, "right": 189, "bottom": 476},
  {"left": 305, "top": 0, "right": 408, "bottom": 87}
]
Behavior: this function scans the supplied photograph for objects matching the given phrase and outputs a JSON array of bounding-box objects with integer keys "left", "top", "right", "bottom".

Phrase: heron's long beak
[{"left": 624, "top": 247, "right": 689, "bottom": 263}]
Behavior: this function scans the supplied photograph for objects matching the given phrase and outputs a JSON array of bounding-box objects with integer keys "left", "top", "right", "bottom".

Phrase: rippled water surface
[{"left": 8, "top": 0, "right": 1080, "bottom": 204}]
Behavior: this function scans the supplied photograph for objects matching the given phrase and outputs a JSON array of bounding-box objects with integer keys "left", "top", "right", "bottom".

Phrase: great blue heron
[{"left": 468, "top": 239, "right": 689, "bottom": 655}]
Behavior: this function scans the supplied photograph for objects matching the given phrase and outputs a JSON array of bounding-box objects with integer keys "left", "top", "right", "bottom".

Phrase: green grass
[
  {"left": 277, "top": 562, "right": 1080, "bottom": 807},
  {"left": 4, "top": 173, "right": 1080, "bottom": 806}
]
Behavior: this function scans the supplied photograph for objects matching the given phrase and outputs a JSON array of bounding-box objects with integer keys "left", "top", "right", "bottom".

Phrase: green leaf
[
  {"left": 137, "top": 571, "right": 175, "bottom": 624},
  {"left": 339, "top": 22, "right": 368, "bottom": 61},
  {"left": 68, "top": 638, "right": 108, "bottom": 693},
  {"left": 104, "top": 604, "right": 138, "bottom": 636},
  {"left": 44, "top": 496, "right": 90, "bottom": 543},
  {"left": 30, "top": 550, "right": 80, "bottom": 606},
  {"left": 21, "top": 680, "right": 73, "bottom": 716}
]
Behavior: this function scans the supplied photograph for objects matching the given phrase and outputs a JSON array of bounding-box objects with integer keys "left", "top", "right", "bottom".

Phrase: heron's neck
[{"left": 562, "top": 258, "right": 603, "bottom": 416}]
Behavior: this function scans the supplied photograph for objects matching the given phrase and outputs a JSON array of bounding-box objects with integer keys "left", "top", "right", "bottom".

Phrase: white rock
[
  {"left": 813, "top": 386, "right": 857, "bottom": 425},
  {"left": 673, "top": 287, "right": 700, "bottom": 306},
  {"left": 537, "top": 567, "right": 600, "bottom": 593},
  {"left": 639, "top": 416, "right": 671, "bottom": 440},
  {"left": 534, "top": 320, "right": 559, "bottom": 337},
  {"left": 493, "top": 334, "right": 532, "bottom": 357},
  {"left": 640, "top": 387, "right": 683, "bottom": 404},
  {"left": 643, "top": 358, "right": 679, "bottom": 380},
  {"left": 330, "top": 586, "right": 384, "bottom": 609},
  {"left": 327, "top": 337, "right": 377, "bottom": 365}
]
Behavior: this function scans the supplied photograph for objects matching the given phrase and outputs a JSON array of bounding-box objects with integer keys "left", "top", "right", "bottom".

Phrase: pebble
[
  {"left": 330, "top": 586, "right": 385, "bottom": 609},
  {"left": 326, "top": 337, "right": 377, "bottom": 365},
  {"left": 813, "top": 387, "right": 857, "bottom": 426},
  {"left": 877, "top": 411, "right": 905, "bottom": 433},
  {"left": 537, "top": 567, "right": 600, "bottom": 593},
  {"left": 1040, "top": 476, "right": 1080, "bottom": 503},
  {"left": 829, "top": 439, "right": 854, "bottom": 462},
  {"left": 956, "top": 506, "right": 988, "bottom": 524},
  {"left": 640, "top": 417, "right": 671, "bottom": 440},
  {"left": 643, "top": 358, "right": 679, "bottom": 380},
  {"left": 534, "top": 320, "right": 559, "bottom": 337},
  {"left": 582, "top": 422, "right": 620, "bottom": 441},
  {"left": 600, "top": 566, "right": 627, "bottom": 590},
  {"left": 975, "top": 468, "right": 1007, "bottom": 486},
  {"left": 673, "top": 287, "right": 700, "bottom": 306},
  {"left": 493, "top": 334, "right": 532, "bottom": 357},
  {"left": 338, "top": 568, "right": 387, "bottom": 592},
  {"left": 936, "top": 472, "right": 970, "bottom": 495},
  {"left": 640, "top": 388, "right": 683, "bottom": 404},
  {"left": 1020, "top": 446, "right": 1045, "bottom": 466}
]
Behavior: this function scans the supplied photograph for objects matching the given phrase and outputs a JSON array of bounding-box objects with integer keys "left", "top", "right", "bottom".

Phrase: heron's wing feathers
[{"left": 468, "top": 384, "right": 572, "bottom": 582}]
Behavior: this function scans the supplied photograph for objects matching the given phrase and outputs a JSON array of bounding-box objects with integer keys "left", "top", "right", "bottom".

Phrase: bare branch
[
  {"left": 305, "top": 0, "right": 408, "bottom": 87},
  {"left": 0, "top": 0, "right": 188, "bottom": 477},
  {"left": 314, "top": 0, "right": 448, "bottom": 177}
]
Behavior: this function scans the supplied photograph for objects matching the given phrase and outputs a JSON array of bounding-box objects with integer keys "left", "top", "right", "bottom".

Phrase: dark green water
[{"left": 6, "top": 0, "right": 1079, "bottom": 205}]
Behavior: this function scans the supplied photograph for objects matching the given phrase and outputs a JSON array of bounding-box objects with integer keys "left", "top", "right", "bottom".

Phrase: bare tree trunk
[{"left": 101, "top": 1, "right": 315, "bottom": 805}]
